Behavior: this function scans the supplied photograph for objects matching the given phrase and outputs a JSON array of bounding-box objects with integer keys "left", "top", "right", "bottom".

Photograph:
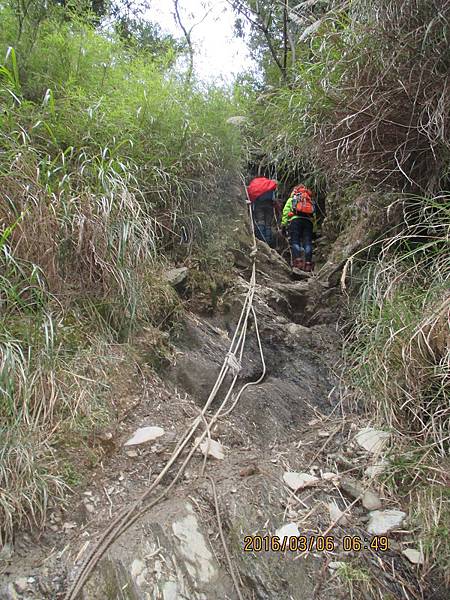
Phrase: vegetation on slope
[{"left": 0, "top": 1, "right": 244, "bottom": 542}]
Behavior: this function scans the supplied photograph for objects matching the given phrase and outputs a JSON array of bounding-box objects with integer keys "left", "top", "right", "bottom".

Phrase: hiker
[
  {"left": 246, "top": 176, "right": 278, "bottom": 247},
  {"left": 281, "top": 185, "right": 316, "bottom": 272}
]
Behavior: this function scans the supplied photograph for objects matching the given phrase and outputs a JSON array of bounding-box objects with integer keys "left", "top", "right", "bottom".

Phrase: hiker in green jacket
[{"left": 281, "top": 185, "right": 316, "bottom": 272}]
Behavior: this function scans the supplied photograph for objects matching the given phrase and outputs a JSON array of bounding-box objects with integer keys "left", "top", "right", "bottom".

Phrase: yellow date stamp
[{"left": 243, "top": 535, "right": 389, "bottom": 553}]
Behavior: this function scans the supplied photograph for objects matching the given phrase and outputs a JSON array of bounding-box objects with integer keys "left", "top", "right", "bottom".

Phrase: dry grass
[
  {"left": 0, "top": 429, "right": 67, "bottom": 545},
  {"left": 318, "top": 0, "right": 450, "bottom": 191}
]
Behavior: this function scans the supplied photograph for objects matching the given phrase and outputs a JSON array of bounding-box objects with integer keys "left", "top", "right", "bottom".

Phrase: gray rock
[
  {"left": 328, "top": 561, "right": 345, "bottom": 574},
  {"left": 367, "top": 509, "right": 406, "bottom": 535},
  {"left": 81, "top": 500, "right": 229, "bottom": 600},
  {"left": 340, "top": 477, "right": 364, "bottom": 499},
  {"left": 283, "top": 472, "right": 319, "bottom": 491},
  {"left": 355, "top": 427, "right": 390, "bottom": 454},
  {"left": 362, "top": 490, "right": 382, "bottom": 511},
  {"left": 14, "top": 578, "right": 29, "bottom": 593},
  {"left": 341, "top": 477, "right": 382, "bottom": 510},
  {"left": 164, "top": 267, "right": 188, "bottom": 288},
  {"left": 402, "top": 548, "right": 424, "bottom": 564}
]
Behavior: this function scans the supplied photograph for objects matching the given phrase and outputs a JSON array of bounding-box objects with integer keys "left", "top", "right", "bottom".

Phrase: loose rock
[
  {"left": 340, "top": 477, "right": 364, "bottom": 499},
  {"left": 328, "top": 501, "right": 349, "bottom": 526},
  {"left": 124, "top": 426, "right": 165, "bottom": 446},
  {"left": 14, "top": 578, "right": 28, "bottom": 593},
  {"left": 367, "top": 509, "right": 406, "bottom": 534},
  {"left": 283, "top": 472, "right": 319, "bottom": 491},
  {"left": 362, "top": 490, "right": 382, "bottom": 511},
  {"left": 340, "top": 477, "right": 381, "bottom": 510},
  {"left": 164, "top": 267, "right": 188, "bottom": 288},
  {"left": 328, "top": 561, "right": 345, "bottom": 574},
  {"left": 196, "top": 438, "right": 225, "bottom": 460},
  {"left": 402, "top": 548, "right": 424, "bottom": 565},
  {"left": 355, "top": 427, "right": 390, "bottom": 454},
  {"left": 275, "top": 523, "right": 300, "bottom": 540}
]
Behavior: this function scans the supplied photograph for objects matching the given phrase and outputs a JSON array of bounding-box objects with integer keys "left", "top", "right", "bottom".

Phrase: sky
[{"left": 146, "top": 0, "right": 254, "bottom": 82}]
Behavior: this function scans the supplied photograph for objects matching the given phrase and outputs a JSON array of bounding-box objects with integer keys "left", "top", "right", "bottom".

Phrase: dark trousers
[
  {"left": 253, "top": 194, "right": 274, "bottom": 246},
  {"left": 289, "top": 218, "right": 313, "bottom": 262}
]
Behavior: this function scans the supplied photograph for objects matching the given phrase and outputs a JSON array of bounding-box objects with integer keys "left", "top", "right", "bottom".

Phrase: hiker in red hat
[{"left": 246, "top": 176, "right": 278, "bottom": 247}]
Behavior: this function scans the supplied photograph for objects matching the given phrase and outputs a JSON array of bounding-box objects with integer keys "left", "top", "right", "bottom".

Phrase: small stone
[
  {"left": 195, "top": 438, "right": 225, "bottom": 460},
  {"left": 124, "top": 426, "right": 164, "bottom": 446},
  {"left": 84, "top": 503, "right": 95, "bottom": 513},
  {"left": 318, "top": 430, "right": 330, "bottom": 438},
  {"left": 275, "top": 523, "right": 300, "bottom": 540},
  {"left": 27, "top": 577, "right": 35, "bottom": 584},
  {"left": 362, "top": 490, "right": 382, "bottom": 511},
  {"left": 341, "top": 477, "right": 364, "bottom": 499},
  {"left": 402, "top": 548, "right": 424, "bottom": 564},
  {"left": 328, "top": 561, "right": 345, "bottom": 573},
  {"left": 322, "top": 472, "right": 340, "bottom": 482},
  {"left": 126, "top": 450, "right": 139, "bottom": 458},
  {"left": 367, "top": 509, "right": 406, "bottom": 535},
  {"left": 14, "top": 578, "right": 29, "bottom": 593},
  {"left": 283, "top": 472, "right": 319, "bottom": 491},
  {"left": 328, "top": 501, "right": 349, "bottom": 526},
  {"left": 239, "top": 465, "right": 259, "bottom": 477},
  {"left": 355, "top": 428, "right": 390, "bottom": 454},
  {"left": 164, "top": 267, "right": 188, "bottom": 288},
  {"left": 131, "top": 558, "right": 145, "bottom": 578}
]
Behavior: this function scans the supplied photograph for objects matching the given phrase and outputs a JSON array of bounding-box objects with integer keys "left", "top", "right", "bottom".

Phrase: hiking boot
[
  {"left": 304, "top": 261, "right": 313, "bottom": 272},
  {"left": 293, "top": 258, "right": 305, "bottom": 270}
]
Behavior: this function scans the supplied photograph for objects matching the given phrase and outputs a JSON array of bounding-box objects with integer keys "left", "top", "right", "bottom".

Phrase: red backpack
[
  {"left": 247, "top": 177, "right": 278, "bottom": 202},
  {"left": 290, "top": 185, "right": 314, "bottom": 216}
]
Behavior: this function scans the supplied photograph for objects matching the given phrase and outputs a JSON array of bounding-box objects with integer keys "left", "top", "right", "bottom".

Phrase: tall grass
[
  {"left": 344, "top": 194, "right": 449, "bottom": 450},
  {"left": 246, "top": 0, "right": 450, "bottom": 194},
  {"left": 342, "top": 193, "right": 449, "bottom": 586},
  {"left": 0, "top": 2, "right": 244, "bottom": 542}
]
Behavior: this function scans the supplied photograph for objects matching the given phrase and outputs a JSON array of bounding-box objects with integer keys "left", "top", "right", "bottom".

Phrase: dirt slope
[{"left": 2, "top": 231, "right": 426, "bottom": 600}]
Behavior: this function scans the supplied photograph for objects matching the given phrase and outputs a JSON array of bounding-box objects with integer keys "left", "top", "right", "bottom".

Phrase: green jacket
[{"left": 281, "top": 197, "right": 318, "bottom": 231}]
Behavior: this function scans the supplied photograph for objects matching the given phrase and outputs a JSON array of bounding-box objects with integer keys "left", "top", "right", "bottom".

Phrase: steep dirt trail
[
  {"left": 1, "top": 200, "right": 424, "bottom": 600},
  {"left": 1, "top": 229, "right": 345, "bottom": 600}
]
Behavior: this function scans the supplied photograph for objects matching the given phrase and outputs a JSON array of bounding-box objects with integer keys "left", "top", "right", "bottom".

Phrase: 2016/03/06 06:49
[{"left": 242, "top": 535, "right": 389, "bottom": 553}]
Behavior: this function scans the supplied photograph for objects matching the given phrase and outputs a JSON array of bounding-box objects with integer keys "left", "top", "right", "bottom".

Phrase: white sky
[{"left": 146, "top": 0, "right": 253, "bottom": 82}]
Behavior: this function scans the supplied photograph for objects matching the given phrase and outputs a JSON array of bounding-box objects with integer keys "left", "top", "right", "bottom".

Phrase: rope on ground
[
  {"left": 207, "top": 476, "right": 245, "bottom": 600},
  {"left": 64, "top": 177, "right": 264, "bottom": 600}
]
